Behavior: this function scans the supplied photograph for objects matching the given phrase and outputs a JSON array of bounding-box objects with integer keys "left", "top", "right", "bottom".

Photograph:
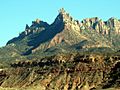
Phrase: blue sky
[{"left": 0, "top": 0, "right": 120, "bottom": 47}]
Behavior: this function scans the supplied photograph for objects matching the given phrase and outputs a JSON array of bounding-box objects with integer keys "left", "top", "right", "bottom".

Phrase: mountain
[
  {"left": 0, "top": 8, "right": 120, "bottom": 90},
  {"left": 6, "top": 8, "right": 120, "bottom": 56}
]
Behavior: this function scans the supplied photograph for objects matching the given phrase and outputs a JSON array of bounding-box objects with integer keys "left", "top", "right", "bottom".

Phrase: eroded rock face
[
  {"left": 107, "top": 17, "right": 120, "bottom": 34},
  {"left": 81, "top": 17, "right": 120, "bottom": 35},
  {"left": 58, "top": 8, "right": 120, "bottom": 36},
  {"left": 6, "top": 8, "right": 120, "bottom": 56},
  {"left": 7, "top": 8, "right": 120, "bottom": 45},
  {"left": 15, "top": 19, "right": 50, "bottom": 38},
  {"left": 57, "top": 8, "right": 81, "bottom": 32},
  {"left": 0, "top": 53, "right": 120, "bottom": 89}
]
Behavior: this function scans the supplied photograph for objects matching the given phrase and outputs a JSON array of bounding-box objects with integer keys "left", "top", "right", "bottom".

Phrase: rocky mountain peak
[
  {"left": 21, "top": 19, "right": 49, "bottom": 36},
  {"left": 53, "top": 8, "right": 81, "bottom": 32},
  {"left": 59, "top": 8, "right": 66, "bottom": 15},
  {"left": 57, "top": 8, "right": 74, "bottom": 23},
  {"left": 6, "top": 9, "right": 120, "bottom": 54}
]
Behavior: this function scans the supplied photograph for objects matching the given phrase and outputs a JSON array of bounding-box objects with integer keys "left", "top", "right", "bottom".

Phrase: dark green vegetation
[{"left": 0, "top": 8, "right": 120, "bottom": 89}]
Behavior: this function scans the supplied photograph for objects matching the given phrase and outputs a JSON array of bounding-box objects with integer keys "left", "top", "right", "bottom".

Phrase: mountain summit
[{"left": 6, "top": 8, "right": 120, "bottom": 55}]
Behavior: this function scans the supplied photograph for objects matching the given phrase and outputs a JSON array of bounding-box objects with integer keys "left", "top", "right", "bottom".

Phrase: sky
[{"left": 0, "top": 0, "right": 120, "bottom": 47}]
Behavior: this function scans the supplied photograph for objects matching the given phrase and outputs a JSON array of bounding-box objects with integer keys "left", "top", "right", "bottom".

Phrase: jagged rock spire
[
  {"left": 59, "top": 8, "right": 66, "bottom": 15},
  {"left": 58, "top": 8, "right": 68, "bottom": 21},
  {"left": 57, "top": 8, "right": 73, "bottom": 23},
  {"left": 35, "top": 18, "right": 40, "bottom": 24},
  {"left": 25, "top": 24, "right": 30, "bottom": 30}
]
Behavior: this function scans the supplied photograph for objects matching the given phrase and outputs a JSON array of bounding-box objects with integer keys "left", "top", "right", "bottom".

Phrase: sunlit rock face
[{"left": 106, "top": 17, "right": 120, "bottom": 34}]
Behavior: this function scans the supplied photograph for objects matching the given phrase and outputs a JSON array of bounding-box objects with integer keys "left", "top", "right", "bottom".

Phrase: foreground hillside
[
  {"left": 0, "top": 53, "right": 120, "bottom": 90},
  {"left": 0, "top": 8, "right": 120, "bottom": 90}
]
